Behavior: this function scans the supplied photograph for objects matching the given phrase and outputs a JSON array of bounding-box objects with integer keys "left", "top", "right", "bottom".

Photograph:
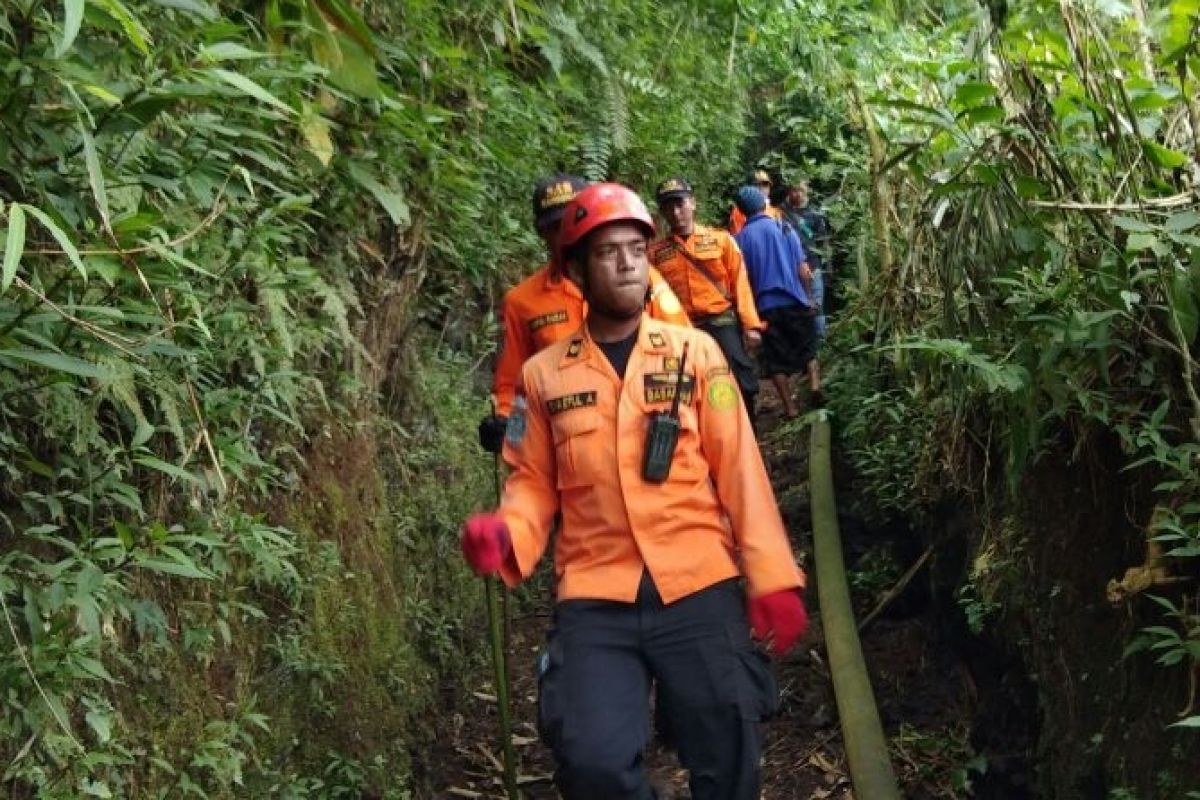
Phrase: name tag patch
[
  {"left": 546, "top": 391, "right": 597, "bottom": 415},
  {"left": 644, "top": 372, "right": 695, "bottom": 405},
  {"left": 529, "top": 310, "right": 569, "bottom": 332}
]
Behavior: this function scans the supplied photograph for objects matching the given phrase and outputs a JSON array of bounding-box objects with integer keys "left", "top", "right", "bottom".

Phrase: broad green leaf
[
  {"left": 0, "top": 350, "right": 116, "bottom": 379},
  {"left": 203, "top": 68, "right": 294, "bottom": 115},
  {"left": 80, "top": 779, "right": 113, "bottom": 797},
  {"left": 326, "top": 32, "right": 380, "bottom": 98},
  {"left": 2, "top": 202, "right": 26, "bottom": 292},
  {"left": 961, "top": 105, "right": 1005, "bottom": 127},
  {"left": 1113, "top": 215, "right": 1157, "bottom": 233},
  {"left": 23, "top": 204, "right": 87, "bottom": 281},
  {"left": 1165, "top": 211, "right": 1200, "bottom": 233},
  {"left": 56, "top": 0, "right": 86, "bottom": 58},
  {"left": 79, "top": 124, "right": 110, "bottom": 230},
  {"left": 346, "top": 163, "right": 410, "bottom": 227},
  {"left": 1142, "top": 141, "right": 1189, "bottom": 168},
  {"left": 954, "top": 81, "right": 996, "bottom": 107},
  {"left": 85, "top": 709, "right": 113, "bottom": 743},
  {"left": 1170, "top": 267, "right": 1199, "bottom": 342},
  {"left": 1125, "top": 232, "right": 1165, "bottom": 254},
  {"left": 133, "top": 455, "right": 202, "bottom": 484}
]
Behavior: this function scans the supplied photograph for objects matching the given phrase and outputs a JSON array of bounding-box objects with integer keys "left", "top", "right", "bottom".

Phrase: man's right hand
[
  {"left": 461, "top": 513, "right": 512, "bottom": 576},
  {"left": 478, "top": 415, "right": 509, "bottom": 454}
]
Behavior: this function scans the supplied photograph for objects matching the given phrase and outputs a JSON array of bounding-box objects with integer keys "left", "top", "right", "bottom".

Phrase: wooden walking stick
[{"left": 485, "top": 406, "right": 518, "bottom": 798}]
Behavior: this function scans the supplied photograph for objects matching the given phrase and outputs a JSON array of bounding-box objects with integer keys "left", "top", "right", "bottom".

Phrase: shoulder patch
[
  {"left": 706, "top": 378, "right": 739, "bottom": 412},
  {"left": 528, "top": 309, "right": 569, "bottom": 332},
  {"left": 647, "top": 331, "right": 666, "bottom": 348},
  {"left": 546, "top": 391, "right": 597, "bottom": 415},
  {"left": 566, "top": 339, "right": 583, "bottom": 358}
]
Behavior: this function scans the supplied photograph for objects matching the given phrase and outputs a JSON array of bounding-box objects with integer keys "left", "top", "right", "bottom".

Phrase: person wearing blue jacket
[{"left": 732, "top": 186, "right": 823, "bottom": 417}]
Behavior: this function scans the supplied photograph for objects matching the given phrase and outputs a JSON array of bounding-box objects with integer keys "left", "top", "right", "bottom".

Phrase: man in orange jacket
[
  {"left": 649, "top": 176, "right": 764, "bottom": 417},
  {"left": 479, "top": 175, "right": 689, "bottom": 453},
  {"left": 461, "top": 183, "right": 808, "bottom": 799},
  {"left": 727, "top": 169, "right": 784, "bottom": 234}
]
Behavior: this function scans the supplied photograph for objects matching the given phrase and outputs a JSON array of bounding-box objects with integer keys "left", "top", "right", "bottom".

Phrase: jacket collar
[{"left": 558, "top": 313, "right": 669, "bottom": 370}]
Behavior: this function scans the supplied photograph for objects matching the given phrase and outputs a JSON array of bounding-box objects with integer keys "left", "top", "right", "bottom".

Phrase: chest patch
[
  {"left": 529, "top": 309, "right": 569, "bottom": 332},
  {"left": 546, "top": 391, "right": 597, "bottom": 415},
  {"left": 650, "top": 244, "right": 676, "bottom": 265},
  {"left": 644, "top": 372, "right": 696, "bottom": 405}
]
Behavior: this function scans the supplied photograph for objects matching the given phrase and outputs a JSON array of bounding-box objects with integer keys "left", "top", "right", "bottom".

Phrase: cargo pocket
[
  {"left": 536, "top": 634, "right": 565, "bottom": 749},
  {"left": 736, "top": 646, "right": 780, "bottom": 721},
  {"left": 550, "top": 412, "right": 600, "bottom": 489},
  {"left": 727, "top": 618, "right": 780, "bottom": 722}
]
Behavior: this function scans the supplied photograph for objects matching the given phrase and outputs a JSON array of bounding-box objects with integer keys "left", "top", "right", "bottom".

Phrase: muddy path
[{"left": 426, "top": 398, "right": 976, "bottom": 799}]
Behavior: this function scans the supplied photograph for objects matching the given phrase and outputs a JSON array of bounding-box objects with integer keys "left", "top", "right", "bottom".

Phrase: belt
[{"left": 694, "top": 309, "right": 738, "bottom": 327}]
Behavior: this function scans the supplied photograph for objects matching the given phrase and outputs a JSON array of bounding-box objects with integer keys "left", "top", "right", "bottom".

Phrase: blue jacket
[{"left": 734, "top": 213, "right": 810, "bottom": 311}]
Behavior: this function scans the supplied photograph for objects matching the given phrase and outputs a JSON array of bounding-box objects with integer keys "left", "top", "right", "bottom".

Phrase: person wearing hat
[
  {"left": 461, "top": 183, "right": 808, "bottom": 799},
  {"left": 727, "top": 169, "right": 785, "bottom": 235},
  {"left": 733, "top": 185, "right": 823, "bottom": 417},
  {"left": 479, "top": 174, "right": 690, "bottom": 454},
  {"left": 648, "top": 176, "right": 765, "bottom": 419},
  {"left": 781, "top": 179, "right": 832, "bottom": 337}
]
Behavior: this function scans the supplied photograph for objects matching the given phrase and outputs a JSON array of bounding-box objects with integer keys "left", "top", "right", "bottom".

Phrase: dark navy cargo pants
[{"left": 537, "top": 575, "right": 778, "bottom": 800}]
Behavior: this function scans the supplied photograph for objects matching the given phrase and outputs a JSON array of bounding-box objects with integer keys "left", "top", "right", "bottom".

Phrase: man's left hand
[
  {"left": 749, "top": 589, "right": 808, "bottom": 657},
  {"left": 744, "top": 329, "right": 763, "bottom": 352}
]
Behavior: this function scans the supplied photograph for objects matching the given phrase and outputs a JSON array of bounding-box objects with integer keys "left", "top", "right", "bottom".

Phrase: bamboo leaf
[
  {"left": 2, "top": 203, "right": 26, "bottom": 293},
  {"left": 0, "top": 350, "right": 116, "bottom": 379},
  {"left": 79, "top": 124, "right": 110, "bottom": 230},
  {"left": 90, "top": 0, "right": 151, "bottom": 54},
  {"left": 23, "top": 205, "right": 87, "bottom": 281},
  {"left": 133, "top": 455, "right": 202, "bottom": 484},
  {"left": 134, "top": 556, "right": 210, "bottom": 579},
  {"left": 198, "top": 42, "right": 268, "bottom": 62},
  {"left": 203, "top": 68, "right": 295, "bottom": 115},
  {"left": 56, "top": 0, "right": 86, "bottom": 58},
  {"left": 149, "top": 0, "right": 217, "bottom": 19}
]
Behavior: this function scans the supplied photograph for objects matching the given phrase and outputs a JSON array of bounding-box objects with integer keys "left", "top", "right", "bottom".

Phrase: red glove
[
  {"left": 461, "top": 513, "right": 512, "bottom": 576},
  {"left": 749, "top": 589, "right": 808, "bottom": 657}
]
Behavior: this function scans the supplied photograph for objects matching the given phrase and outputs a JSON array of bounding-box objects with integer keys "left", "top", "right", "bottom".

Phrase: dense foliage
[
  {"left": 0, "top": 0, "right": 811, "bottom": 796},
  {"left": 4, "top": 0, "right": 1198, "bottom": 795},
  {"left": 782, "top": 1, "right": 1200, "bottom": 795}
]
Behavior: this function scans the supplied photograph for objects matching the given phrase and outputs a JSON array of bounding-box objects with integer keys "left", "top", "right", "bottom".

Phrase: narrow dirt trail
[{"left": 430, "top": 398, "right": 972, "bottom": 799}]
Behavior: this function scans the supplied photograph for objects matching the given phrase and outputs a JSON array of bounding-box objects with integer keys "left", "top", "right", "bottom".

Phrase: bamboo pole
[
  {"left": 810, "top": 417, "right": 902, "bottom": 800},
  {"left": 848, "top": 79, "right": 895, "bottom": 284}
]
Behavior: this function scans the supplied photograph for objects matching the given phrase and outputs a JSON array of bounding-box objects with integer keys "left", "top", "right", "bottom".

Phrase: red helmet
[{"left": 558, "top": 183, "right": 656, "bottom": 256}]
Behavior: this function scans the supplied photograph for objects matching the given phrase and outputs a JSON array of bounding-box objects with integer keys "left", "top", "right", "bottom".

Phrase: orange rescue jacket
[
  {"left": 728, "top": 203, "right": 783, "bottom": 235},
  {"left": 647, "top": 225, "right": 764, "bottom": 332},
  {"left": 498, "top": 315, "right": 805, "bottom": 604},
  {"left": 492, "top": 263, "right": 688, "bottom": 415}
]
